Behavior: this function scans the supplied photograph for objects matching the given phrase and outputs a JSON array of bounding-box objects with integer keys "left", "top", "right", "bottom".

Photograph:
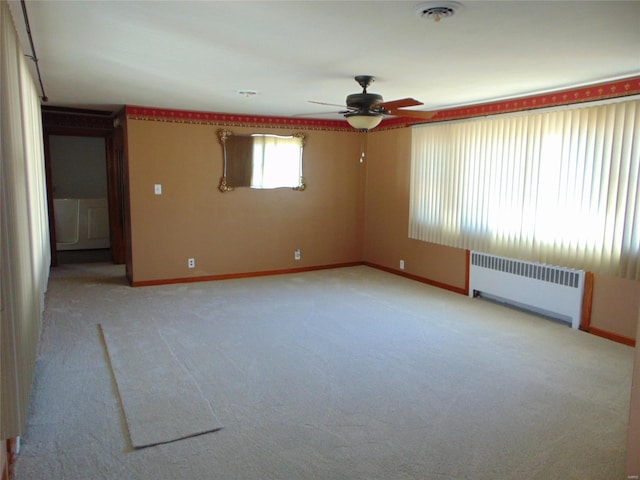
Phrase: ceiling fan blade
[
  {"left": 308, "top": 100, "right": 355, "bottom": 109},
  {"left": 293, "top": 111, "right": 347, "bottom": 117},
  {"left": 388, "top": 108, "right": 437, "bottom": 120},
  {"left": 379, "top": 98, "right": 424, "bottom": 110}
]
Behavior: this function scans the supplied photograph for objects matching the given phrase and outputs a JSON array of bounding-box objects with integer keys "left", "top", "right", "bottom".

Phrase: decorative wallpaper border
[
  {"left": 383, "top": 75, "right": 640, "bottom": 129},
  {"left": 125, "top": 106, "right": 353, "bottom": 132},
  {"left": 126, "top": 76, "right": 640, "bottom": 132}
]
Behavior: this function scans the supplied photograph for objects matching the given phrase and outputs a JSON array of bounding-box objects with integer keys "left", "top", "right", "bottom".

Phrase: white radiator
[{"left": 469, "top": 252, "right": 585, "bottom": 329}]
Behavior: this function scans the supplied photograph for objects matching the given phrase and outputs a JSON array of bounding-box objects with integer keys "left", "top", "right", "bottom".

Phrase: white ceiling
[{"left": 8, "top": 0, "right": 640, "bottom": 120}]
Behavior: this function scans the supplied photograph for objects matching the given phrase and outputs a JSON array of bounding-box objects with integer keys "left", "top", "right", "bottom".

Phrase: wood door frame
[{"left": 43, "top": 108, "right": 125, "bottom": 266}]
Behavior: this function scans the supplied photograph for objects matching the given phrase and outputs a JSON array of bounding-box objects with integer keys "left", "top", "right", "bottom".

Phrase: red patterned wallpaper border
[
  {"left": 125, "top": 106, "right": 352, "bottom": 132},
  {"left": 384, "top": 75, "right": 640, "bottom": 129},
  {"left": 126, "top": 76, "right": 640, "bottom": 131}
]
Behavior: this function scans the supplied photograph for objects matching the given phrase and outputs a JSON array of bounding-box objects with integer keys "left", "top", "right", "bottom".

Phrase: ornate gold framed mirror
[{"left": 218, "top": 129, "right": 306, "bottom": 192}]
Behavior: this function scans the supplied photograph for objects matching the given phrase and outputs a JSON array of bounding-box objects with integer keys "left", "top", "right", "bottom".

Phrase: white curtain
[
  {"left": 1, "top": 0, "right": 50, "bottom": 439},
  {"left": 409, "top": 99, "right": 640, "bottom": 280},
  {"left": 251, "top": 134, "right": 302, "bottom": 189}
]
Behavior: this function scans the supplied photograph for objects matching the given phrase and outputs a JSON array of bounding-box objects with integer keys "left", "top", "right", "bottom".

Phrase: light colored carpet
[
  {"left": 15, "top": 264, "right": 634, "bottom": 479},
  {"left": 100, "top": 321, "right": 222, "bottom": 448}
]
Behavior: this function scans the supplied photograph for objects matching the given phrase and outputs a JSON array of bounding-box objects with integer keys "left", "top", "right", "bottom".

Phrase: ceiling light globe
[{"left": 346, "top": 114, "right": 383, "bottom": 130}]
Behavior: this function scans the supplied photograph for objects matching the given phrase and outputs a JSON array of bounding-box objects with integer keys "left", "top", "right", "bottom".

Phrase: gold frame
[{"left": 218, "top": 129, "right": 306, "bottom": 192}]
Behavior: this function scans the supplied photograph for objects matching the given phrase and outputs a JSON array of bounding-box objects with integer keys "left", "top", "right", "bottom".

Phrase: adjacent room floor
[{"left": 14, "top": 263, "right": 634, "bottom": 480}]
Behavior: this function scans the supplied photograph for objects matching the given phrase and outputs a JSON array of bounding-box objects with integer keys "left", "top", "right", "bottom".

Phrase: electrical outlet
[
  {"left": 187, "top": 258, "right": 195, "bottom": 269},
  {"left": 154, "top": 184, "right": 162, "bottom": 195},
  {"left": 399, "top": 259, "right": 405, "bottom": 270},
  {"left": 294, "top": 249, "right": 301, "bottom": 261}
]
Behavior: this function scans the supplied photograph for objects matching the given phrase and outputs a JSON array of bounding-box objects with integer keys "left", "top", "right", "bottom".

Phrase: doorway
[
  {"left": 43, "top": 107, "right": 126, "bottom": 267},
  {"left": 49, "top": 135, "right": 111, "bottom": 264}
]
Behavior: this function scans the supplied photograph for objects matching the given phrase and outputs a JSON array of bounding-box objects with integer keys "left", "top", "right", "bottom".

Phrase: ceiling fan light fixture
[{"left": 346, "top": 113, "right": 383, "bottom": 131}]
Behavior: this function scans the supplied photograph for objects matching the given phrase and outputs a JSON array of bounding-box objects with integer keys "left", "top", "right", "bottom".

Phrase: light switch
[{"left": 154, "top": 184, "right": 162, "bottom": 195}]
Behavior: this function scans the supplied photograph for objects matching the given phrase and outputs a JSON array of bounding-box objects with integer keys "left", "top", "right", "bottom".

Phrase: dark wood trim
[
  {"left": 363, "top": 262, "right": 467, "bottom": 295},
  {"left": 117, "top": 110, "right": 133, "bottom": 282},
  {"left": 42, "top": 105, "right": 113, "bottom": 117},
  {"left": 43, "top": 132, "right": 57, "bottom": 267},
  {"left": 107, "top": 123, "right": 125, "bottom": 264},
  {"left": 580, "top": 271, "right": 595, "bottom": 331},
  {"left": 131, "top": 262, "right": 364, "bottom": 287},
  {"left": 42, "top": 109, "right": 114, "bottom": 131},
  {"left": 5, "top": 438, "right": 18, "bottom": 480},
  {"left": 586, "top": 326, "right": 636, "bottom": 347},
  {"left": 44, "top": 126, "right": 110, "bottom": 138},
  {"left": 464, "top": 249, "right": 470, "bottom": 296},
  {"left": 2, "top": 440, "right": 8, "bottom": 480}
]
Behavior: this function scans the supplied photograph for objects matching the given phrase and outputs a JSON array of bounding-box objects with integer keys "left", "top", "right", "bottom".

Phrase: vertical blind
[
  {"left": 409, "top": 99, "right": 640, "bottom": 280},
  {"left": 1, "top": 0, "right": 50, "bottom": 439}
]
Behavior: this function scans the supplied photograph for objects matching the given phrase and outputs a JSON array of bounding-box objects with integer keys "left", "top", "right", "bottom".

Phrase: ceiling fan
[{"left": 309, "top": 75, "right": 436, "bottom": 130}]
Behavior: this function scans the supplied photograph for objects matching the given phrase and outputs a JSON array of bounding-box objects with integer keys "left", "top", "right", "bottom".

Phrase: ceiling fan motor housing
[{"left": 346, "top": 92, "right": 383, "bottom": 111}]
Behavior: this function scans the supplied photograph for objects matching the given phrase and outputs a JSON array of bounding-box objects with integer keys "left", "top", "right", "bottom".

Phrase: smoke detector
[{"left": 416, "top": 1, "right": 462, "bottom": 22}]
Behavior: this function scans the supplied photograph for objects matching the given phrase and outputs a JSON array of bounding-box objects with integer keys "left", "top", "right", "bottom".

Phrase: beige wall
[
  {"left": 363, "top": 127, "right": 467, "bottom": 290},
  {"left": 126, "top": 120, "right": 364, "bottom": 283},
  {"left": 362, "top": 126, "right": 639, "bottom": 340},
  {"left": 592, "top": 275, "right": 640, "bottom": 341}
]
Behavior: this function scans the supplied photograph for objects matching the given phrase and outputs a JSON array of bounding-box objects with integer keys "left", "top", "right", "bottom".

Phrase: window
[
  {"left": 409, "top": 99, "right": 640, "bottom": 280},
  {"left": 251, "top": 134, "right": 303, "bottom": 189}
]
